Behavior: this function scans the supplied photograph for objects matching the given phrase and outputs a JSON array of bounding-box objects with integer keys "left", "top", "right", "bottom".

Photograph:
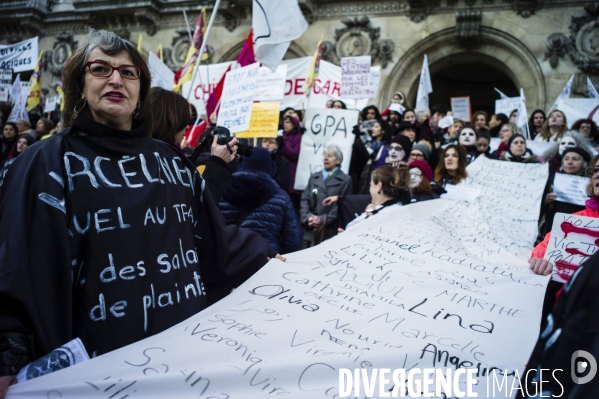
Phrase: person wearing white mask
[
  {"left": 541, "top": 130, "right": 594, "bottom": 174},
  {"left": 458, "top": 127, "right": 477, "bottom": 165}
]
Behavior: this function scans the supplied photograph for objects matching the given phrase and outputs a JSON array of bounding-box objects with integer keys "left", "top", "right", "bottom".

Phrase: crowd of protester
[{"left": 0, "top": 28, "right": 598, "bottom": 398}]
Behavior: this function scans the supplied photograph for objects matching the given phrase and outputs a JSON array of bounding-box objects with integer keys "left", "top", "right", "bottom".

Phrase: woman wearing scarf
[{"left": 500, "top": 134, "right": 539, "bottom": 163}]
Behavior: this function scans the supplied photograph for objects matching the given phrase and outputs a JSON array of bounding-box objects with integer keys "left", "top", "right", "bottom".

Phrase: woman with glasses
[
  {"left": 571, "top": 118, "right": 599, "bottom": 148},
  {"left": 530, "top": 152, "right": 599, "bottom": 321},
  {"left": 491, "top": 122, "right": 522, "bottom": 159},
  {"left": 0, "top": 29, "right": 279, "bottom": 393},
  {"left": 408, "top": 160, "right": 439, "bottom": 203}
]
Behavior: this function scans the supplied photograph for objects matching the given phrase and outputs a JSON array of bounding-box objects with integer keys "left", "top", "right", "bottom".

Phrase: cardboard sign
[
  {"left": 254, "top": 65, "right": 287, "bottom": 102},
  {"left": 495, "top": 97, "right": 520, "bottom": 117},
  {"left": 450, "top": 97, "right": 471, "bottom": 122},
  {"left": 235, "top": 101, "right": 280, "bottom": 138},
  {"left": 544, "top": 212, "right": 599, "bottom": 283},
  {"left": 43, "top": 95, "right": 58, "bottom": 113},
  {"left": 294, "top": 107, "right": 358, "bottom": 190},
  {"left": 340, "top": 56, "right": 371, "bottom": 99},
  {"left": 9, "top": 156, "right": 549, "bottom": 398},
  {"left": 553, "top": 173, "right": 590, "bottom": 206},
  {"left": 217, "top": 63, "right": 260, "bottom": 133},
  {"left": 0, "top": 37, "right": 38, "bottom": 72},
  {"left": 148, "top": 51, "right": 175, "bottom": 91}
]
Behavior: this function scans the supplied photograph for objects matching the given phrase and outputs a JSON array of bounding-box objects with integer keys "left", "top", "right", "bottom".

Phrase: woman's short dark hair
[
  {"left": 493, "top": 113, "right": 509, "bottom": 125},
  {"left": 371, "top": 165, "right": 411, "bottom": 204},
  {"left": 572, "top": 118, "right": 599, "bottom": 142},
  {"left": 332, "top": 100, "right": 347, "bottom": 109},
  {"left": 36, "top": 117, "right": 54, "bottom": 132},
  {"left": 472, "top": 110, "right": 488, "bottom": 124},
  {"left": 62, "top": 28, "right": 152, "bottom": 129},
  {"left": 2, "top": 122, "right": 18, "bottom": 135},
  {"left": 361, "top": 105, "right": 381, "bottom": 120},
  {"left": 148, "top": 87, "right": 190, "bottom": 145}
]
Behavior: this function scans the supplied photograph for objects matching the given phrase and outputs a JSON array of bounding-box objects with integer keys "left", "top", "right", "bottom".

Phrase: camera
[{"left": 198, "top": 125, "right": 253, "bottom": 157}]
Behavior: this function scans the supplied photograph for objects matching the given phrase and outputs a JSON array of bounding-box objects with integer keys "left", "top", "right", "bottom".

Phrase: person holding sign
[{"left": 0, "top": 30, "right": 278, "bottom": 396}]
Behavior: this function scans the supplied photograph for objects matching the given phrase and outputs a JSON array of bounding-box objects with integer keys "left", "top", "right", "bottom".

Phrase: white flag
[
  {"left": 551, "top": 74, "right": 574, "bottom": 111},
  {"left": 516, "top": 88, "right": 529, "bottom": 138},
  {"left": 252, "top": 0, "right": 308, "bottom": 71},
  {"left": 9, "top": 75, "right": 21, "bottom": 103},
  {"left": 494, "top": 87, "right": 509, "bottom": 99},
  {"left": 415, "top": 54, "right": 432, "bottom": 111},
  {"left": 588, "top": 77, "right": 599, "bottom": 98},
  {"left": 7, "top": 88, "right": 30, "bottom": 123}
]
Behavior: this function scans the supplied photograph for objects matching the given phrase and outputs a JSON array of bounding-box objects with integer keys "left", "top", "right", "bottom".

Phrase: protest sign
[
  {"left": 367, "top": 66, "right": 381, "bottom": 99},
  {"left": 148, "top": 51, "right": 175, "bottom": 91},
  {"left": 43, "top": 95, "right": 59, "bottom": 113},
  {"left": 217, "top": 63, "right": 259, "bottom": 133},
  {"left": 7, "top": 156, "right": 548, "bottom": 399},
  {"left": 0, "top": 85, "right": 8, "bottom": 102},
  {"left": 553, "top": 173, "right": 590, "bottom": 206},
  {"left": 340, "top": 56, "right": 371, "bottom": 99},
  {"left": 294, "top": 108, "right": 358, "bottom": 191},
  {"left": 556, "top": 98, "right": 599, "bottom": 127},
  {"left": 182, "top": 61, "right": 235, "bottom": 116},
  {"left": 0, "top": 68, "right": 12, "bottom": 85},
  {"left": 235, "top": 102, "right": 280, "bottom": 138},
  {"left": 254, "top": 65, "right": 287, "bottom": 102},
  {"left": 438, "top": 115, "right": 454, "bottom": 129},
  {"left": 495, "top": 97, "right": 520, "bottom": 117},
  {"left": 388, "top": 103, "right": 406, "bottom": 114},
  {"left": 544, "top": 212, "right": 599, "bottom": 283},
  {"left": 450, "top": 97, "right": 471, "bottom": 122},
  {"left": 0, "top": 37, "right": 38, "bottom": 72}
]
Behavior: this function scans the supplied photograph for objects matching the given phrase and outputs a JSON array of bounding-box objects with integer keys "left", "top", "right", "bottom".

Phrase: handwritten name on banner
[
  {"left": 0, "top": 37, "right": 38, "bottom": 73},
  {"left": 217, "top": 63, "right": 260, "bottom": 133},
  {"left": 294, "top": 107, "right": 358, "bottom": 191},
  {"left": 8, "top": 157, "right": 549, "bottom": 399},
  {"left": 553, "top": 173, "right": 590, "bottom": 206},
  {"left": 544, "top": 212, "right": 599, "bottom": 283},
  {"left": 340, "top": 56, "right": 371, "bottom": 99}
]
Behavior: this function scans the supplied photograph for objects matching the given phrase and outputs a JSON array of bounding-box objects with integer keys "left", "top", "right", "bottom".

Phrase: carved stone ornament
[
  {"left": 546, "top": 3, "right": 599, "bottom": 74},
  {"left": 456, "top": 9, "right": 482, "bottom": 47},
  {"left": 503, "top": 0, "right": 541, "bottom": 18},
  {"left": 329, "top": 16, "right": 394, "bottom": 68},
  {"left": 221, "top": 1, "right": 245, "bottom": 32},
  {"left": 408, "top": 0, "right": 433, "bottom": 23},
  {"left": 167, "top": 28, "right": 213, "bottom": 72},
  {"left": 44, "top": 32, "right": 78, "bottom": 77}
]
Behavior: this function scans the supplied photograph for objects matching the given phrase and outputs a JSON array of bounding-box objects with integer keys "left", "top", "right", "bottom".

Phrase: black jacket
[{"left": 0, "top": 113, "right": 270, "bottom": 376}]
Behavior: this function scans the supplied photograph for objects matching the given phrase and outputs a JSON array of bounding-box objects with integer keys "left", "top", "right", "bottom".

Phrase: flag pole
[
  {"left": 182, "top": 10, "right": 193, "bottom": 41},
  {"left": 186, "top": 0, "right": 222, "bottom": 102}
]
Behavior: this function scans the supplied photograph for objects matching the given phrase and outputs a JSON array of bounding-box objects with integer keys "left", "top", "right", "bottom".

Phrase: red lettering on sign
[{"left": 294, "top": 78, "right": 306, "bottom": 95}]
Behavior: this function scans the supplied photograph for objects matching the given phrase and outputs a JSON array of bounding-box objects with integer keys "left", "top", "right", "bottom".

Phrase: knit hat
[
  {"left": 507, "top": 134, "right": 526, "bottom": 157},
  {"left": 562, "top": 147, "right": 591, "bottom": 163},
  {"left": 411, "top": 142, "right": 431, "bottom": 160},
  {"left": 239, "top": 147, "right": 277, "bottom": 176},
  {"left": 408, "top": 160, "right": 433, "bottom": 182},
  {"left": 390, "top": 134, "right": 413, "bottom": 155}
]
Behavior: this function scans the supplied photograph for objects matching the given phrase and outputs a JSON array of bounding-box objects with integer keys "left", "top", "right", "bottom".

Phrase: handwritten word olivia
[{"left": 249, "top": 285, "right": 320, "bottom": 312}]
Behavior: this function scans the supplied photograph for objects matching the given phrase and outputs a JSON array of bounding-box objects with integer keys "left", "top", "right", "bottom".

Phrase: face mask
[
  {"left": 388, "top": 144, "right": 405, "bottom": 161},
  {"left": 558, "top": 137, "right": 576, "bottom": 155},
  {"left": 409, "top": 169, "right": 423, "bottom": 188},
  {"left": 459, "top": 129, "right": 476, "bottom": 146}
]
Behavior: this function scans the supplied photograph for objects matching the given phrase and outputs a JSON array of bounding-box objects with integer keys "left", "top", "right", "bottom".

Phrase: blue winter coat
[{"left": 219, "top": 170, "right": 302, "bottom": 254}]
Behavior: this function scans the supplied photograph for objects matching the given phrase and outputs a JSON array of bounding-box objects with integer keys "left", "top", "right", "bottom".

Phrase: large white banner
[
  {"left": 0, "top": 37, "right": 38, "bottom": 72},
  {"left": 294, "top": 108, "right": 358, "bottom": 191},
  {"left": 7, "top": 157, "right": 550, "bottom": 398},
  {"left": 182, "top": 61, "right": 236, "bottom": 116},
  {"left": 148, "top": 52, "right": 175, "bottom": 91},
  {"left": 556, "top": 98, "right": 599, "bottom": 128}
]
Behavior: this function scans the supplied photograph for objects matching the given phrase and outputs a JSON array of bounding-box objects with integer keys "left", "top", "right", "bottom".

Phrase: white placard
[
  {"left": 495, "top": 97, "right": 521, "bottom": 117},
  {"left": 182, "top": 61, "right": 235, "bottom": 117},
  {"left": 366, "top": 65, "right": 381, "bottom": 99},
  {"left": 388, "top": 103, "right": 406, "bottom": 114},
  {"left": 148, "top": 51, "right": 175, "bottom": 91},
  {"left": 254, "top": 64, "right": 287, "bottom": 102},
  {"left": 16, "top": 338, "right": 89, "bottom": 383},
  {"left": 544, "top": 212, "right": 599, "bottom": 283},
  {"left": 43, "top": 95, "right": 58, "bottom": 113},
  {"left": 294, "top": 108, "right": 358, "bottom": 191},
  {"left": 438, "top": 115, "right": 454, "bottom": 129},
  {"left": 217, "top": 63, "right": 260, "bottom": 133},
  {"left": 8, "top": 156, "right": 549, "bottom": 399},
  {"left": 340, "top": 56, "right": 371, "bottom": 99},
  {"left": 0, "top": 37, "right": 38, "bottom": 72},
  {"left": 0, "top": 84, "right": 9, "bottom": 102},
  {"left": 450, "top": 97, "right": 471, "bottom": 122},
  {"left": 0, "top": 68, "right": 12, "bottom": 85},
  {"left": 553, "top": 173, "right": 590, "bottom": 206}
]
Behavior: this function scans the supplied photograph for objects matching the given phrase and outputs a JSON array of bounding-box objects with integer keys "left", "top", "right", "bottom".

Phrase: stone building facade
[{"left": 1, "top": 0, "right": 597, "bottom": 114}]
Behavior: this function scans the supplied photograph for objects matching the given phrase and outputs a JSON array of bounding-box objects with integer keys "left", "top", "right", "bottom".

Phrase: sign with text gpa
[
  {"left": 294, "top": 107, "right": 358, "bottom": 191},
  {"left": 217, "top": 63, "right": 260, "bottom": 133},
  {"left": 544, "top": 212, "right": 599, "bottom": 283}
]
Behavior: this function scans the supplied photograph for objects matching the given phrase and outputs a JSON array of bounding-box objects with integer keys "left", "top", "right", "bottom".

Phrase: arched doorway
[
  {"left": 381, "top": 27, "right": 546, "bottom": 114},
  {"left": 428, "top": 55, "right": 519, "bottom": 117}
]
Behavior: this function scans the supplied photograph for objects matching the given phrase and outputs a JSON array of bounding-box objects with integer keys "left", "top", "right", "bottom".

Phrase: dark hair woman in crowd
[
  {"left": 219, "top": 147, "right": 301, "bottom": 254},
  {"left": 472, "top": 110, "right": 488, "bottom": 130},
  {"left": 0, "top": 29, "right": 279, "bottom": 394},
  {"left": 332, "top": 100, "right": 347, "bottom": 109},
  {"left": 571, "top": 118, "right": 599, "bottom": 147},
  {"left": 345, "top": 165, "right": 410, "bottom": 230},
  {"left": 489, "top": 113, "right": 508, "bottom": 137},
  {"left": 0, "top": 122, "right": 18, "bottom": 163},
  {"left": 280, "top": 114, "right": 302, "bottom": 207},
  {"left": 528, "top": 109, "right": 546, "bottom": 140},
  {"left": 0, "top": 133, "right": 35, "bottom": 192},
  {"left": 434, "top": 144, "right": 468, "bottom": 190},
  {"left": 34, "top": 117, "right": 54, "bottom": 141},
  {"left": 402, "top": 109, "right": 417, "bottom": 124},
  {"left": 500, "top": 134, "right": 539, "bottom": 163},
  {"left": 408, "top": 160, "right": 439, "bottom": 203}
]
